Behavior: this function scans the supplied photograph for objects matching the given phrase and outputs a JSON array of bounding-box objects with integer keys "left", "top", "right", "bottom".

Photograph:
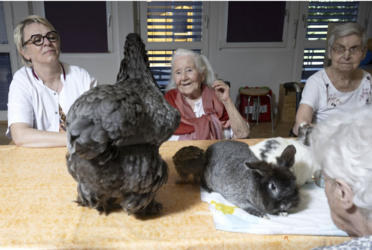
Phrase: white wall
[
  {"left": 208, "top": 48, "right": 295, "bottom": 109},
  {"left": 206, "top": 2, "right": 300, "bottom": 110},
  {"left": 3, "top": 1, "right": 372, "bottom": 122}
]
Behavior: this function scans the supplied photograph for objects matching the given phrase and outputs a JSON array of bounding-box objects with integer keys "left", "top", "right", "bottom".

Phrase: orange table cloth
[{"left": 0, "top": 139, "right": 350, "bottom": 249}]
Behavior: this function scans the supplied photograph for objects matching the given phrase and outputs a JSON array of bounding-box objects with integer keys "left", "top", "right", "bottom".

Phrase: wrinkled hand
[{"left": 212, "top": 80, "right": 231, "bottom": 103}]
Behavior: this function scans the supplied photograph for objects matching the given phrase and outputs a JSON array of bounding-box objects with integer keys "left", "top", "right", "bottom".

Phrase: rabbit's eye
[{"left": 269, "top": 183, "right": 277, "bottom": 190}]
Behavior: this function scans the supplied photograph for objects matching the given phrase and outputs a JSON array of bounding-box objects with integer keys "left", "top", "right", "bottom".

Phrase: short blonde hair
[{"left": 14, "top": 15, "right": 56, "bottom": 67}]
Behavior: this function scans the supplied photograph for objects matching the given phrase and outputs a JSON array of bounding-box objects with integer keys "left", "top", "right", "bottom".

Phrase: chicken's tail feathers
[
  {"left": 67, "top": 117, "right": 92, "bottom": 155},
  {"left": 157, "top": 159, "right": 169, "bottom": 188},
  {"left": 67, "top": 117, "right": 116, "bottom": 164}
]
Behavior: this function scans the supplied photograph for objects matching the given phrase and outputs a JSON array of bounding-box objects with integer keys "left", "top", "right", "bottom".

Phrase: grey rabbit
[{"left": 201, "top": 140, "right": 300, "bottom": 219}]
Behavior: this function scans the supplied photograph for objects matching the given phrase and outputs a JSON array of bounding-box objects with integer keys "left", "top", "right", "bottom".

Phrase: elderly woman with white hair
[
  {"left": 164, "top": 48, "right": 250, "bottom": 140},
  {"left": 6, "top": 15, "right": 98, "bottom": 147},
  {"left": 310, "top": 107, "right": 372, "bottom": 249},
  {"left": 293, "top": 22, "right": 371, "bottom": 136}
]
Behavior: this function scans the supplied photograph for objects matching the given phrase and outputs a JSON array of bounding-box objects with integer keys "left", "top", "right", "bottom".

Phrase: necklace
[
  {"left": 55, "top": 80, "right": 60, "bottom": 94},
  {"left": 43, "top": 80, "right": 60, "bottom": 94}
]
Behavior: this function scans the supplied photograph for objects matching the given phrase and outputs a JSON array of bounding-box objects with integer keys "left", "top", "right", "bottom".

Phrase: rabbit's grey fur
[{"left": 201, "top": 140, "right": 300, "bottom": 219}]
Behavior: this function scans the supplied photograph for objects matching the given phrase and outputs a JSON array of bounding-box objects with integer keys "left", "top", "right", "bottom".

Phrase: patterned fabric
[
  {"left": 300, "top": 69, "right": 372, "bottom": 124},
  {"left": 167, "top": 98, "right": 235, "bottom": 141},
  {"left": 164, "top": 84, "right": 231, "bottom": 140},
  {"left": 59, "top": 104, "right": 66, "bottom": 132},
  {"left": 324, "top": 76, "right": 372, "bottom": 107},
  {"left": 312, "top": 236, "right": 372, "bottom": 250}
]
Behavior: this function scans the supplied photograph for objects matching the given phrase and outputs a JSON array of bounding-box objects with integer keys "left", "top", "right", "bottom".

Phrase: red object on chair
[{"left": 238, "top": 87, "right": 272, "bottom": 122}]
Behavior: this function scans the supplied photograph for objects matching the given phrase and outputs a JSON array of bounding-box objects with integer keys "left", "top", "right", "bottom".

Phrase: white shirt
[
  {"left": 300, "top": 68, "right": 372, "bottom": 124},
  {"left": 168, "top": 98, "right": 233, "bottom": 141},
  {"left": 6, "top": 62, "right": 98, "bottom": 138}
]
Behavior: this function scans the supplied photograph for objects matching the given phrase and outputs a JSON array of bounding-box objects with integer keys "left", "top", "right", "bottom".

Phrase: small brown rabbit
[{"left": 173, "top": 146, "right": 207, "bottom": 184}]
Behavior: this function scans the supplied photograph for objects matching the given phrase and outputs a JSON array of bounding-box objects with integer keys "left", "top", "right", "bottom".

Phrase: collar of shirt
[{"left": 31, "top": 62, "right": 66, "bottom": 82}]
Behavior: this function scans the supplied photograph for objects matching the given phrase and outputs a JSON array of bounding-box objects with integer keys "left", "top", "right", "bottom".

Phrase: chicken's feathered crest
[{"left": 117, "top": 33, "right": 150, "bottom": 82}]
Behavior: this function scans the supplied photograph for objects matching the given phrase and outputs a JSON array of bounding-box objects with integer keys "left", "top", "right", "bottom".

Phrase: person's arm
[
  {"left": 10, "top": 123, "right": 67, "bottom": 147},
  {"left": 292, "top": 104, "right": 314, "bottom": 136},
  {"left": 212, "top": 80, "right": 250, "bottom": 139}
]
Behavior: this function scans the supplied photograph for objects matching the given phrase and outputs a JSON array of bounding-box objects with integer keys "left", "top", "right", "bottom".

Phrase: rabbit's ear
[
  {"left": 245, "top": 162, "right": 264, "bottom": 176},
  {"left": 275, "top": 145, "right": 296, "bottom": 168}
]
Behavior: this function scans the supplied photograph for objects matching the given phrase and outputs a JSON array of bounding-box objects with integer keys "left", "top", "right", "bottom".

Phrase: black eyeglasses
[
  {"left": 22, "top": 31, "right": 59, "bottom": 47},
  {"left": 311, "top": 170, "right": 332, "bottom": 188},
  {"left": 331, "top": 45, "right": 365, "bottom": 55}
]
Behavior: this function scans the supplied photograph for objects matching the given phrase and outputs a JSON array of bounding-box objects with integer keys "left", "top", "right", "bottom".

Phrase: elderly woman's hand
[{"left": 212, "top": 80, "right": 231, "bottom": 104}]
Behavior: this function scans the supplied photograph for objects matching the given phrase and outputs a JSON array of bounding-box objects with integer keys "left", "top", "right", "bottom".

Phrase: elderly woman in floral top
[{"left": 293, "top": 23, "right": 371, "bottom": 135}]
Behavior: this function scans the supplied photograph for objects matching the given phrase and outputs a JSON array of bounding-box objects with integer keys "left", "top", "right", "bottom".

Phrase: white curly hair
[
  {"left": 166, "top": 48, "right": 216, "bottom": 92},
  {"left": 309, "top": 107, "right": 372, "bottom": 219}
]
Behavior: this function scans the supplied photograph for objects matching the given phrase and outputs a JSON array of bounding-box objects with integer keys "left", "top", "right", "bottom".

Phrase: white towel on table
[{"left": 200, "top": 183, "right": 348, "bottom": 236}]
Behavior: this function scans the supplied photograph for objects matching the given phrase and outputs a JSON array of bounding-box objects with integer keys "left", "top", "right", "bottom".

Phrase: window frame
[
  {"left": 0, "top": 2, "right": 20, "bottom": 119},
  {"left": 217, "top": 1, "right": 291, "bottom": 50},
  {"left": 33, "top": 1, "right": 114, "bottom": 53}
]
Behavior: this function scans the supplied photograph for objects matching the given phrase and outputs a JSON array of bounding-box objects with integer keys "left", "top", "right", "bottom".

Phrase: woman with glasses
[
  {"left": 6, "top": 15, "right": 98, "bottom": 147},
  {"left": 310, "top": 107, "right": 372, "bottom": 249},
  {"left": 292, "top": 23, "right": 371, "bottom": 136}
]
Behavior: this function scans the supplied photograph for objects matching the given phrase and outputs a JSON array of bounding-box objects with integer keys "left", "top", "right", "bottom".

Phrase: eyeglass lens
[
  {"left": 312, "top": 170, "right": 325, "bottom": 188},
  {"left": 28, "top": 31, "right": 58, "bottom": 46},
  {"left": 332, "top": 46, "right": 364, "bottom": 54}
]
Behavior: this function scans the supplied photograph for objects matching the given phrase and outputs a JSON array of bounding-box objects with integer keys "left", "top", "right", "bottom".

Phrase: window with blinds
[
  {"left": 146, "top": 1, "right": 204, "bottom": 89},
  {"left": 148, "top": 50, "right": 174, "bottom": 91},
  {"left": 301, "top": 1, "right": 359, "bottom": 82},
  {"left": 306, "top": 1, "right": 359, "bottom": 41},
  {"left": 148, "top": 50, "right": 201, "bottom": 93},
  {"left": 302, "top": 48, "right": 326, "bottom": 82},
  {"left": 147, "top": 1, "right": 203, "bottom": 42}
]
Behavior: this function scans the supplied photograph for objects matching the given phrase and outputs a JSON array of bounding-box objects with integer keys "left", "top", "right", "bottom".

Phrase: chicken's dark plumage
[{"left": 66, "top": 33, "right": 181, "bottom": 215}]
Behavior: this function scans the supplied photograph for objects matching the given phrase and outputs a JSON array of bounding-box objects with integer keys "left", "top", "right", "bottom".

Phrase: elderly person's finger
[
  {"left": 212, "top": 80, "right": 228, "bottom": 89},
  {"left": 212, "top": 80, "right": 232, "bottom": 103}
]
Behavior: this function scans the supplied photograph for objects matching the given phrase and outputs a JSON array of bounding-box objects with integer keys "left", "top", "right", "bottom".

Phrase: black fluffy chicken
[{"left": 65, "top": 33, "right": 180, "bottom": 215}]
